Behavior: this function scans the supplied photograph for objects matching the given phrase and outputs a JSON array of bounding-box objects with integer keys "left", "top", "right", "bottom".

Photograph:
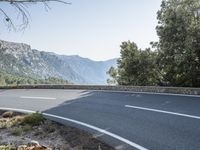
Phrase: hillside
[
  {"left": 0, "top": 40, "right": 117, "bottom": 84},
  {"left": 0, "top": 71, "right": 69, "bottom": 86}
]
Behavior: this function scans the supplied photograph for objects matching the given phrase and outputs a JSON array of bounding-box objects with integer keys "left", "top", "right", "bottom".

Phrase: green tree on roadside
[
  {"left": 107, "top": 66, "right": 118, "bottom": 85},
  {"left": 155, "top": 0, "right": 200, "bottom": 87},
  {"left": 108, "top": 0, "right": 200, "bottom": 87},
  {"left": 112, "top": 41, "right": 158, "bottom": 86}
]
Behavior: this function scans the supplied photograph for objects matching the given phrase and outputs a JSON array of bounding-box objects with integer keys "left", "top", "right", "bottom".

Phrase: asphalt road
[{"left": 0, "top": 89, "right": 200, "bottom": 150}]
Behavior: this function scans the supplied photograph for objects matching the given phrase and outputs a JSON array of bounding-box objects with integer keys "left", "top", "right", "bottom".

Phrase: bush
[
  {"left": 0, "top": 117, "right": 23, "bottom": 129},
  {"left": 2, "top": 111, "right": 13, "bottom": 118},
  {"left": 23, "top": 124, "right": 32, "bottom": 132},
  {"left": 0, "top": 145, "right": 11, "bottom": 150},
  {"left": 12, "top": 127, "right": 22, "bottom": 136},
  {"left": 22, "top": 113, "right": 44, "bottom": 126}
]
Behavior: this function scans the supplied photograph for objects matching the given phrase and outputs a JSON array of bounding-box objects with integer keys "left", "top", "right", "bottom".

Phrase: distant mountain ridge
[{"left": 0, "top": 40, "right": 117, "bottom": 84}]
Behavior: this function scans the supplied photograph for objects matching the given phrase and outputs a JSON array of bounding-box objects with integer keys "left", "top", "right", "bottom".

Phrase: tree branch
[
  {"left": 0, "top": 0, "right": 71, "bottom": 31},
  {"left": 0, "top": 0, "right": 71, "bottom": 5}
]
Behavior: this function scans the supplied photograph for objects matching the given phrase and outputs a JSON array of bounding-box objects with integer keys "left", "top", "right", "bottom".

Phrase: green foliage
[
  {"left": 0, "top": 145, "right": 11, "bottom": 150},
  {"left": 155, "top": 0, "right": 200, "bottom": 87},
  {"left": 11, "top": 127, "right": 23, "bottom": 136},
  {"left": 0, "top": 116, "right": 23, "bottom": 129},
  {"left": 106, "top": 66, "right": 118, "bottom": 85},
  {"left": 108, "top": 0, "right": 200, "bottom": 87},
  {"left": 114, "top": 41, "right": 158, "bottom": 86},
  {"left": 0, "top": 71, "right": 69, "bottom": 86},
  {"left": 23, "top": 124, "right": 32, "bottom": 132},
  {"left": 22, "top": 113, "right": 44, "bottom": 126}
]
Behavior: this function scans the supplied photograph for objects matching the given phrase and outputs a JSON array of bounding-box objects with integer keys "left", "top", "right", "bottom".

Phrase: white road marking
[
  {"left": 0, "top": 107, "right": 148, "bottom": 150},
  {"left": 20, "top": 96, "right": 56, "bottom": 100},
  {"left": 125, "top": 105, "right": 200, "bottom": 120},
  {"left": 0, "top": 107, "right": 35, "bottom": 113}
]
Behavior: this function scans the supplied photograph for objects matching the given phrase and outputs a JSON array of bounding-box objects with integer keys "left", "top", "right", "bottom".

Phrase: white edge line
[
  {"left": 0, "top": 107, "right": 148, "bottom": 150},
  {"left": 125, "top": 105, "right": 200, "bottom": 120},
  {"left": 20, "top": 96, "right": 56, "bottom": 100},
  {"left": 0, "top": 107, "right": 35, "bottom": 113}
]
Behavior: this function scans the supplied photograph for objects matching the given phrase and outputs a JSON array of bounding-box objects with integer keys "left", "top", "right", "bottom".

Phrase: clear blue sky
[{"left": 0, "top": 0, "right": 162, "bottom": 61}]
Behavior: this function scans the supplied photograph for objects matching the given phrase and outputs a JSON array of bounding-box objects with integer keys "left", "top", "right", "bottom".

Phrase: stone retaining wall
[{"left": 0, "top": 85, "right": 200, "bottom": 95}]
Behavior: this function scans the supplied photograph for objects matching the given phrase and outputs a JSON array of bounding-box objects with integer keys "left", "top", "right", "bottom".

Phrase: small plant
[
  {"left": 22, "top": 113, "right": 44, "bottom": 126},
  {"left": 9, "top": 116, "right": 24, "bottom": 127},
  {"left": 0, "top": 145, "right": 11, "bottom": 150},
  {"left": 11, "top": 127, "right": 23, "bottom": 136},
  {"left": 23, "top": 124, "right": 32, "bottom": 132},
  {"left": 2, "top": 111, "right": 13, "bottom": 118},
  {"left": 0, "top": 119, "right": 7, "bottom": 129},
  {"left": 0, "top": 116, "right": 25, "bottom": 129}
]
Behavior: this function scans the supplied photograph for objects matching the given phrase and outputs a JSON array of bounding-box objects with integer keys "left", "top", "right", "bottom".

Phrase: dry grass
[{"left": 0, "top": 115, "right": 25, "bottom": 129}]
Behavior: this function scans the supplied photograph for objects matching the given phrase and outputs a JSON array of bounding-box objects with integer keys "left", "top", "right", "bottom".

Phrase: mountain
[{"left": 0, "top": 40, "right": 117, "bottom": 84}]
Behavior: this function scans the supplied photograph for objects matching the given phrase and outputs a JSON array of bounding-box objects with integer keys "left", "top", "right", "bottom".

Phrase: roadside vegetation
[
  {"left": 0, "top": 111, "right": 114, "bottom": 150},
  {"left": 0, "top": 145, "right": 11, "bottom": 150},
  {"left": 108, "top": 0, "right": 200, "bottom": 87}
]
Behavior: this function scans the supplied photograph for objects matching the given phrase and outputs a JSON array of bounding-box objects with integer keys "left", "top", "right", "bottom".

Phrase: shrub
[
  {"left": 0, "top": 145, "right": 11, "bottom": 150},
  {"left": 22, "top": 113, "right": 44, "bottom": 126},
  {"left": 0, "top": 119, "right": 7, "bottom": 129},
  {"left": 12, "top": 127, "right": 22, "bottom": 136},
  {"left": 14, "top": 116, "right": 25, "bottom": 123},
  {"left": 0, "top": 116, "right": 25, "bottom": 129},
  {"left": 23, "top": 124, "right": 32, "bottom": 132},
  {"left": 2, "top": 111, "right": 13, "bottom": 118}
]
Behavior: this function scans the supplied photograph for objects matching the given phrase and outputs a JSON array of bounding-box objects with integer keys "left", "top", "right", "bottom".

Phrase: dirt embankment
[{"left": 0, "top": 110, "right": 114, "bottom": 150}]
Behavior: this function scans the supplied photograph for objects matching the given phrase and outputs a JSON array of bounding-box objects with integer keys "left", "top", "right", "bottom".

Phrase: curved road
[{"left": 0, "top": 89, "right": 200, "bottom": 150}]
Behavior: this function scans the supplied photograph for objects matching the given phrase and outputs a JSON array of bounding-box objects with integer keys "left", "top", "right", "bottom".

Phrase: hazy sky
[{"left": 1, "top": 0, "right": 162, "bottom": 61}]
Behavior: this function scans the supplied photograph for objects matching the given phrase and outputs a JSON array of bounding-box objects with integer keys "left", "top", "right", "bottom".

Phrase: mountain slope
[
  {"left": 58, "top": 55, "right": 117, "bottom": 84},
  {"left": 0, "top": 40, "right": 117, "bottom": 84}
]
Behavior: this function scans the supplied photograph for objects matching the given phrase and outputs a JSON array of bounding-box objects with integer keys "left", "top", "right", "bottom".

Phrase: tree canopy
[
  {"left": 107, "top": 0, "right": 200, "bottom": 87},
  {"left": 0, "top": 71, "right": 69, "bottom": 86},
  {"left": 107, "top": 41, "right": 158, "bottom": 86},
  {"left": 156, "top": 0, "right": 200, "bottom": 87}
]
